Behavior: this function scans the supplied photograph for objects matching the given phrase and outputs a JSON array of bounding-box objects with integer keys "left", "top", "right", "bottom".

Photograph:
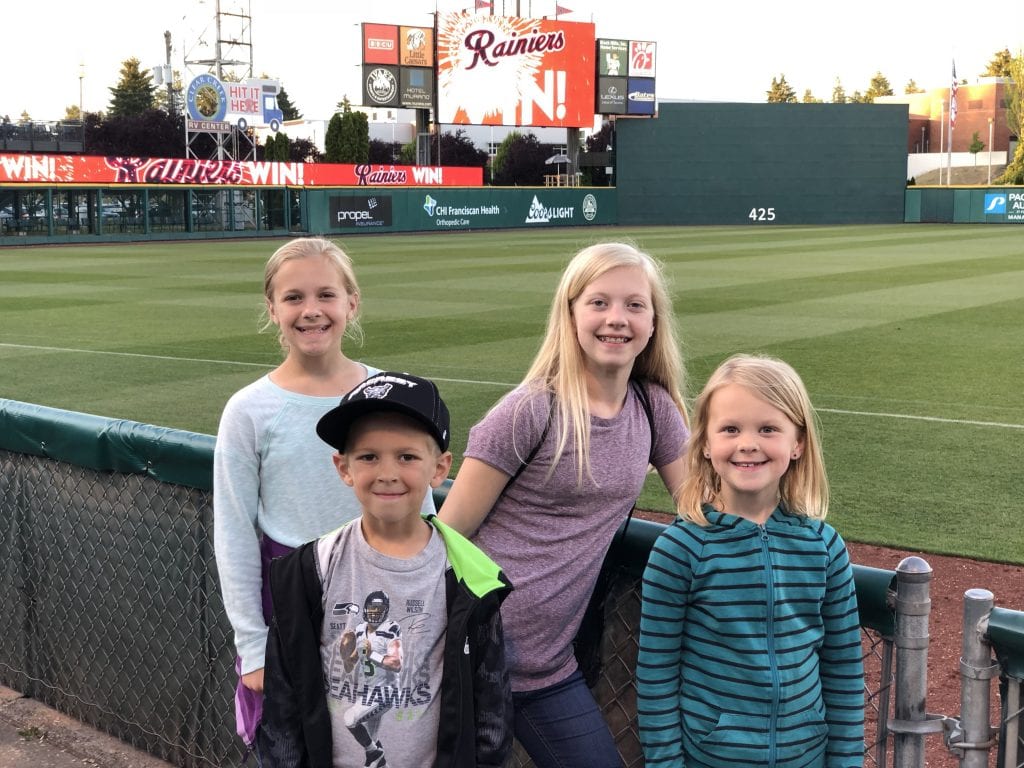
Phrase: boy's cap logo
[
  {"left": 317, "top": 371, "right": 450, "bottom": 452},
  {"left": 362, "top": 383, "right": 394, "bottom": 400}
]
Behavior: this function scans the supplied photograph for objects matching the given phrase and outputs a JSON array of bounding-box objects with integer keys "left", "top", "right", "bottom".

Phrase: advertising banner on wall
[
  {"left": 0, "top": 154, "right": 483, "bottom": 187},
  {"left": 436, "top": 13, "right": 595, "bottom": 127},
  {"left": 627, "top": 78, "right": 656, "bottom": 115},
  {"left": 399, "top": 26, "right": 434, "bottom": 67},
  {"left": 329, "top": 195, "right": 393, "bottom": 229}
]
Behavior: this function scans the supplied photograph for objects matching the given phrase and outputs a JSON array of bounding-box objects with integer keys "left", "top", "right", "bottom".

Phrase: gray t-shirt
[
  {"left": 316, "top": 521, "right": 447, "bottom": 768},
  {"left": 465, "top": 382, "right": 689, "bottom": 692}
]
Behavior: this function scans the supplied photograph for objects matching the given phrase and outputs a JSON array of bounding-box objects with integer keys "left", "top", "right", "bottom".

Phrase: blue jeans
[{"left": 512, "top": 670, "right": 622, "bottom": 768}]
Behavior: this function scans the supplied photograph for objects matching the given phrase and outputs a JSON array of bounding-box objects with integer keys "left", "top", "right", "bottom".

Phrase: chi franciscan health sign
[{"left": 437, "top": 13, "right": 595, "bottom": 128}]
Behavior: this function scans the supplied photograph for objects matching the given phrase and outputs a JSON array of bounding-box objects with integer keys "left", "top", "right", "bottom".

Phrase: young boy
[{"left": 257, "top": 372, "right": 513, "bottom": 768}]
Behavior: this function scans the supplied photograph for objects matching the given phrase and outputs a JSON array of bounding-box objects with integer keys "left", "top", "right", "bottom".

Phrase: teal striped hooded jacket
[{"left": 637, "top": 505, "right": 864, "bottom": 768}]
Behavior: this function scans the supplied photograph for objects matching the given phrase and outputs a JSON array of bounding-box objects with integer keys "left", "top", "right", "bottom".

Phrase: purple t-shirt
[{"left": 465, "top": 381, "right": 689, "bottom": 692}]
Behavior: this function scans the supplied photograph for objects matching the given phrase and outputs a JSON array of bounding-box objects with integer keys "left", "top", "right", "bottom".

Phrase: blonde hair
[
  {"left": 518, "top": 242, "right": 687, "bottom": 484},
  {"left": 260, "top": 237, "right": 363, "bottom": 352},
  {"left": 678, "top": 354, "right": 828, "bottom": 525}
]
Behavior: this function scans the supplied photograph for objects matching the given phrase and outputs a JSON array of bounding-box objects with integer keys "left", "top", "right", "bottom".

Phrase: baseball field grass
[{"left": 1, "top": 224, "right": 1021, "bottom": 563}]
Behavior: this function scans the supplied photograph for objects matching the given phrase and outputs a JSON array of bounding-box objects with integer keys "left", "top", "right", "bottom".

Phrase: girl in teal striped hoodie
[{"left": 638, "top": 354, "right": 864, "bottom": 768}]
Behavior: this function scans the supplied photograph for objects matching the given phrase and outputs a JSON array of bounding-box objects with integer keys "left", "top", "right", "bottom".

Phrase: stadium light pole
[{"left": 78, "top": 62, "right": 85, "bottom": 118}]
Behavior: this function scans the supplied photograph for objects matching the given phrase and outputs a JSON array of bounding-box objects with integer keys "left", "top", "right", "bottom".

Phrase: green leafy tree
[
  {"left": 324, "top": 113, "right": 344, "bottom": 162},
  {"left": 982, "top": 48, "right": 1013, "bottom": 77},
  {"left": 64, "top": 105, "right": 82, "bottom": 121},
  {"left": 864, "top": 72, "right": 893, "bottom": 102},
  {"left": 848, "top": 90, "right": 868, "bottom": 104},
  {"left": 831, "top": 79, "right": 847, "bottom": 104},
  {"left": 107, "top": 58, "right": 156, "bottom": 117},
  {"left": 581, "top": 121, "right": 614, "bottom": 186},
  {"left": 801, "top": 89, "right": 821, "bottom": 103},
  {"left": 369, "top": 139, "right": 402, "bottom": 163},
  {"left": 85, "top": 109, "right": 184, "bottom": 156},
  {"left": 340, "top": 110, "right": 369, "bottom": 163},
  {"left": 263, "top": 132, "right": 291, "bottom": 161},
  {"left": 276, "top": 87, "right": 301, "bottom": 121},
  {"left": 288, "top": 138, "right": 320, "bottom": 163},
  {"left": 996, "top": 51, "right": 1024, "bottom": 183},
  {"left": 492, "top": 131, "right": 547, "bottom": 185},
  {"left": 766, "top": 75, "right": 797, "bottom": 103},
  {"left": 968, "top": 131, "right": 985, "bottom": 164},
  {"left": 432, "top": 129, "right": 487, "bottom": 167},
  {"left": 904, "top": 79, "right": 925, "bottom": 94},
  {"left": 399, "top": 140, "right": 416, "bottom": 164}
]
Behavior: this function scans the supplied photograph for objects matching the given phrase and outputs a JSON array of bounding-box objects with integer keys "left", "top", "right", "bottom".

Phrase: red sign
[
  {"left": 436, "top": 13, "right": 595, "bottom": 128},
  {"left": 0, "top": 154, "right": 483, "bottom": 187},
  {"left": 628, "top": 41, "right": 656, "bottom": 77},
  {"left": 363, "top": 24, "right": 400, "bottom": 65}
]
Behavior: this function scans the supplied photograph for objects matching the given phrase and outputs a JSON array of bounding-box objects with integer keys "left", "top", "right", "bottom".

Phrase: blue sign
[{"left": 984, "top": 193, "right": 1006, "bottom": 215}]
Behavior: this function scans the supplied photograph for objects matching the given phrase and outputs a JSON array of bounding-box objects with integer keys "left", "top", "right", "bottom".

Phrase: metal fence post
[
  {"left": 955, "top": 588, "right": 998, "bottom": 767},
  {"left": 892, "top": 556, "right": 935, "bottom": 768}
]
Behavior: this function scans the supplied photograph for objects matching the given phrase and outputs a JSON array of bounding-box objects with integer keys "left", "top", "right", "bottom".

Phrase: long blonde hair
[
  {"left": 260, "top": 237, "right": 363, "bottom": 351},
  {"left": 518, "top": 242, "right": 687, "bottom": 484},
  {"left": 678, "top": 354, "right": 828, "bottom": 525}
]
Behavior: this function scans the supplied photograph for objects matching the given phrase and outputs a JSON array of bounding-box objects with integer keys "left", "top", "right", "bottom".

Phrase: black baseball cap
[{"left": 316, "top": 372, "right": 450, "bottom": 452}]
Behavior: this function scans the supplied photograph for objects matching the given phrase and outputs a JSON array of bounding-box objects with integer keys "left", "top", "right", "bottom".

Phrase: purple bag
[{"left": 235, "top": 534, "right": 293, "bottom": 746}]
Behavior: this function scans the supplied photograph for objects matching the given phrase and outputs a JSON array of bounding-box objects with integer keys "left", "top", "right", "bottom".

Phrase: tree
[
  {"left": 864, "top": 72, "right": 894, "bottom": 102},
  {"left": 85, "top": 108, "right": 185, "bottom": 157},
  {"left": 107, "top": 58, "right": 156, "bottom": 118},
  {"left": 492, "top": 131, "right": 548, "bottom": 185},
  {"left": 324, "top": 113, "right": 344, "bottom": 162},
  {"left": 263, "top": 132, "right": 291, "bottom": 161},
  {"left": 339, "top": 110, "right": 369, "bottom": 163},
  {"left": 433, "top": 129, "right": 487, "bottom": 168},
  {"left": 996, "top": 51, "right": 1024, "bottom": 183},
  {"left": 369, "top": 139, "right": 402, "bottom": 163},
  {"left": 288, "top": 138, "right": 320, "bottom": 163},
  {"left": 831, "top": 79, "right": 847, "bottom": 104},
  {"left": 766, "top": 75, "right": 797, "bottom": 103},
  {"left": 801, "top": 89, "right": 821, "bottom": 104},
  {"left": 982, "top": 48, "right": 1013, "bottom": 77},
  {"left": 276, "top": 87, "right": 302, "bottom": 121},
  {"left": 904, "top": 79, "right": 925, "bottom": 94},
  {"left": 581, "top": 121, "right": 614, "bottom": 186},
  {"left": 968, "top": 131, "right": 985, "bottom": 164},
  {"left": 64, "top": 105, "right": 82, "bottom": 121}
]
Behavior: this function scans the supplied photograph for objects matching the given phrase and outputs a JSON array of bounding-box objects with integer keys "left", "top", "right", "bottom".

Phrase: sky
[{"left": 4, "top": 0, "right": 1024, "bottom": 124}]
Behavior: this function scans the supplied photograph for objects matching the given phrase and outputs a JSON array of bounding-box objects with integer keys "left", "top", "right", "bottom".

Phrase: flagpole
[{"left": 939, "top": 101, "right": 945, "bottom": 185}]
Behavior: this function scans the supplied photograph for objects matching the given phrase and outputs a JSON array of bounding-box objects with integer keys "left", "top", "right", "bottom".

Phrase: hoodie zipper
[{"left": 759, "top": 523, "right": 780, "bottom": 768}]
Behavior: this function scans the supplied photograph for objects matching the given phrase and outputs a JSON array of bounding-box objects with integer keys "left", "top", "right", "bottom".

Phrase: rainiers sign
[
  {"left": 329, "top": 195, "right": 393, "bottom": 229},
  {"left": 437, "top": 13, "right": 595, "bottom": 128}
]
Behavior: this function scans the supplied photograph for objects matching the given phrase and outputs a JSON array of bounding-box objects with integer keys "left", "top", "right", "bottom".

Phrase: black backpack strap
[
  {"left": 616, "top": 378, "right": 657, "bottom": 544},
  {"left": 499, "top": 392, "right": 554, "bottom": 498}
]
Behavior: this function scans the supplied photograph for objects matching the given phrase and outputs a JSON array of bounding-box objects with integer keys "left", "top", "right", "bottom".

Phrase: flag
[
  {"left": 555, "top": 4, "right": 572, "bottom": 17},
  {"left": 475, "top": 0, "right": 492, "bottom": 10},
  {"left": 949, "top": 60, "right": 958, "bottom": 129}
]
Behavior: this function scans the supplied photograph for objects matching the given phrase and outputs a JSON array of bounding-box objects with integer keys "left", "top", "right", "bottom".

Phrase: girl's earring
[{"left": 703, "top": 451, "right": 710, "bottom": 459}]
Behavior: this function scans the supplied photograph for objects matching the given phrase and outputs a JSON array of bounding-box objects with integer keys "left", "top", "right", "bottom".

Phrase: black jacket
[{"left": 258, "top": 515, "right": 513, "bottom": 768}]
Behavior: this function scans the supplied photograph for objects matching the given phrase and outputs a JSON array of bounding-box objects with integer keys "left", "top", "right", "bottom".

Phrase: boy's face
[{"left": 333, "top": 413, "right": 451, "bottom": 530}]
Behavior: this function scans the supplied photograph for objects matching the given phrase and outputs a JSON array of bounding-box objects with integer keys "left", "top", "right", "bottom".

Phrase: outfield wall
[
  {"left": 304, "top": 186, "right": 617, "bottom": 233},
  {"left": 905, "top": 186, "right": 1024, "bottom": 223},
  {"left": 616, "top": 103, "right": 910, "bottom": 225}
]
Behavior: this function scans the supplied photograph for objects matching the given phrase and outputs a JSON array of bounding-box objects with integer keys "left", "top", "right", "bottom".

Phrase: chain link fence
[{"left": 2, "top": 399, "right": 1022, "bottom": 768}]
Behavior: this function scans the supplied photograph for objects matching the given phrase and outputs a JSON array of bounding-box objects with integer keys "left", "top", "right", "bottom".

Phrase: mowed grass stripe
[{"left": 1, "top": 226, "right": 1022, "bottom": 562}]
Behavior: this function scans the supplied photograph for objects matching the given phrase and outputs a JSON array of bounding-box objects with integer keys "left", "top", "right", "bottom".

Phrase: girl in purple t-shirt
[{"left": 440, "top": 242, "right": 690, "bottom": 768}]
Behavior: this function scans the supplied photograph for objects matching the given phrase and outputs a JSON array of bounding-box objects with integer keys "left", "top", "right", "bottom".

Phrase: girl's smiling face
[
  {"left": 266, "top": 253, "right": 357, "bottom": 358},
  {"left": 704, "top": 383, "right": 804, "bottom": 522},
  {"left": 572, "top": 265, "right": 655, "bottom": 377}
]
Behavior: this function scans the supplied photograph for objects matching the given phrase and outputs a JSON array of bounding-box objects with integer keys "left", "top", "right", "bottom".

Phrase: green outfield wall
[
  {"left": 304, "top": 186, "right": 616, "bottom": 233},
  {"left": 616, "top": 102, "right": 909, "bottom": 225},
  {"left": 904, "top": 186, "right": 1024, "bottom": 223}
]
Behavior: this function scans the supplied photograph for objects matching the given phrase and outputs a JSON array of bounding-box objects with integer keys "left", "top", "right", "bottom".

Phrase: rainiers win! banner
[{"left": 437, "top": 13, "right": 595, "bottom": 127}]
